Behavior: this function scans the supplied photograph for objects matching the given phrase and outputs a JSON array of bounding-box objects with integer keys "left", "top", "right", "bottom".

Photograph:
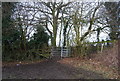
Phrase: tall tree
[
  {"left": 14, "top": 2, "right": 39, "bottom": 52},
  {"left": 104, "top": 2, "right": 120, "bottom": 40},
  {"left": 70, "top": 2, "right": 104, "bottom": 46},
  {"left": 23, "top": 2, "right": 71, "bottom": 47},
  {"left": 2, "top": 2, "right": 21, "bottom": 60},
  {"left": 29, "top": 25, "right": 49, "bottom": 49}
]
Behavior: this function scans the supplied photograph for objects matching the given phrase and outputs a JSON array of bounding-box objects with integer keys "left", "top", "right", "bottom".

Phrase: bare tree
[
  {"left": 68, "top": 2, "right": 105, "bottom": 46},
  {"left": 23, "top": 2, "right": 72, "bottom": 47}
]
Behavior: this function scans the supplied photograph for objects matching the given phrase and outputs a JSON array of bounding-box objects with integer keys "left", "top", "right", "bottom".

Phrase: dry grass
[
  {"left": 58, "top": 57, "right": 118, "bottom": 79},
  {"left": 58, "top": 41, "right": 119, "bottom": 79}
]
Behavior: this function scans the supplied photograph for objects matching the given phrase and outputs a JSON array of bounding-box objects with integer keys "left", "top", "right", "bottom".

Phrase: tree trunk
[{"left": 52, "top": 16, "right": 57, "bottom": 47}]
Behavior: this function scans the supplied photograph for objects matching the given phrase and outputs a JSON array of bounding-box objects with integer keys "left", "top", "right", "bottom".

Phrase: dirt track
[{"left": 2, "top": 58, "right": 106, "bottom": 79}]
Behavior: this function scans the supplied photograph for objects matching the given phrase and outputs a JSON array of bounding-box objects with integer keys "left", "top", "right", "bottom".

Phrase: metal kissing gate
[{"left": 51, "top": 47, "right": 71, "bottom": 58}]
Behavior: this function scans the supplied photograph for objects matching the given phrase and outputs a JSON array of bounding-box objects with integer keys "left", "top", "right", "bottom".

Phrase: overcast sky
[{"left": 12, "top": 1, "right": 111, "bottom": 47}]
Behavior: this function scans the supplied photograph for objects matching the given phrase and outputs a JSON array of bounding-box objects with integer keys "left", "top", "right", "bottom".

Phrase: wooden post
[
  {"left": 61, "top": 47, "right": 63, "bottom": 58},
  {"left": 101, "top": 43, "right": 104, "bottom": 53}
]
